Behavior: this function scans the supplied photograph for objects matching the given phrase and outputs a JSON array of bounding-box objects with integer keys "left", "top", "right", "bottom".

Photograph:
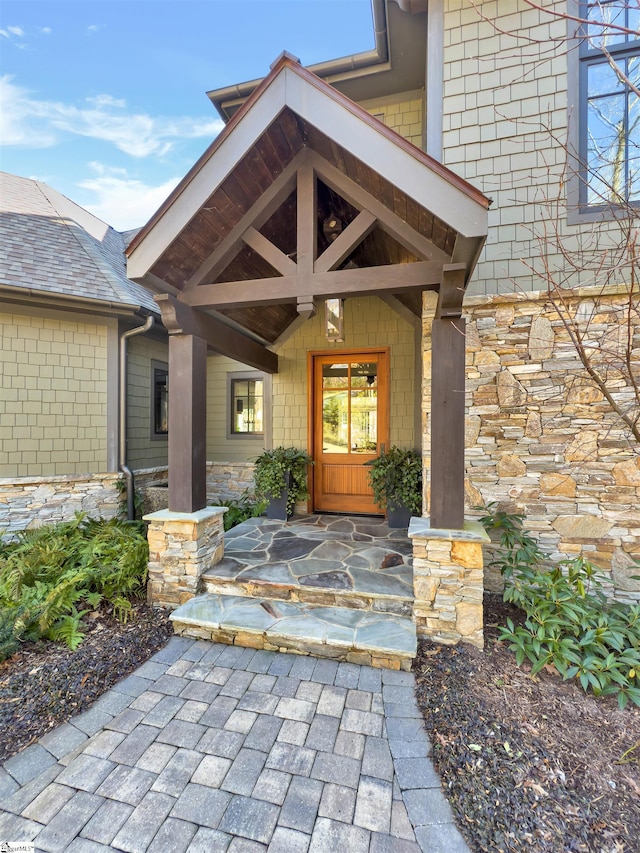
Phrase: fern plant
[{"left": 0, "top": 513, "right": 149, "bottom": 659}]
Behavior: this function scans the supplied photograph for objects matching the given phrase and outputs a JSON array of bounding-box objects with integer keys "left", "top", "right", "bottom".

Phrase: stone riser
[
  {"left": 170, "top": 594, "right": 417, "bottom": 672},
  {"left": 172, "top": 618, "right": 412, "bottom": 671},
  {"left": 200, "top": 574, "right": 414, "bottom": 617}
]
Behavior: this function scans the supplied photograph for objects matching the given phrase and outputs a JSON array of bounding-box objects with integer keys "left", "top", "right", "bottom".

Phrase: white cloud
[
  {"left": 40, "top": 27, "right": 52, "bottom": 35},
  {"left": 8, "top": 26, "right": 24, "bottom": 36},
  {"left": 87, "top": 24, "right": 100, "bottom": 34},
  {"left": 0, "top": 75, "right": 223, "bottom": 156},
  {"left": 78, "top": 166, "right": 181, "bottom": 230},
  {"left": 0, "top": 30, "right": 9, "bottom": 39}
]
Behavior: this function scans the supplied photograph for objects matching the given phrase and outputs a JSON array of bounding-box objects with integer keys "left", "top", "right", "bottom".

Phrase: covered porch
[{"left": 128, "top": 53, "right": 490, "bottom": 660}]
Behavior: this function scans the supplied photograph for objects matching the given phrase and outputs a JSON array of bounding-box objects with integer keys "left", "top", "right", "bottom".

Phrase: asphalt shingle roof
[{"left": 0, "top": 172, "right": 158, "bottom": 314}]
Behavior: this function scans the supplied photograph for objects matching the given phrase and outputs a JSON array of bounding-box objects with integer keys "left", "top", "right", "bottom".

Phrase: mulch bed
[
  {"left": 413, "top": 594, "right": 640, "bottom": 853},
  {"left": 1, "top": 594, "right": 639, "bottom": 852},
  {"left": 0, "top": 602, "right": 173, "bottom": 763}
]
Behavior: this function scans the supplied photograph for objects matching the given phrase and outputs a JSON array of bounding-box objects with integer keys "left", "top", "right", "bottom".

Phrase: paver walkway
[{"left": 0, "top": 637, "right": 470, "bottom": 853}]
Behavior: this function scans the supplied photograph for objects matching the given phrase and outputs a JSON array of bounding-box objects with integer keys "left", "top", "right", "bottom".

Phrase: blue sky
[{"left": 1, "top": 0, "right": 373, "bottom": 229}]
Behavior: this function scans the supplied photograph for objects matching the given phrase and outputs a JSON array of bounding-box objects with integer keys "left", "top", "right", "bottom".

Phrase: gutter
[
  {"left": 207, "top": 0, "right": 389, "bottom": 119},
  {"left": 119, "top": 316, "right": 155, "bottom": 520}
]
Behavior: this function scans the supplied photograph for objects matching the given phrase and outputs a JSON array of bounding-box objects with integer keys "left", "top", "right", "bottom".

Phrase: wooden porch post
[
  {"left": 168, "top": 333, "right": 207, "bottom": 513},
  {"left": 430, "top": 264, "right": 466, "bottom": 530}
]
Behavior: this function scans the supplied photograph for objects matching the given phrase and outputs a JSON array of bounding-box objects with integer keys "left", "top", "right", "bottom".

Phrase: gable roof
[
  {"left": 127, "top": 55, "right": 489, "bottom": 285},
  {"left": 0, "top": 172, "right": 157, "bottom": 315}
]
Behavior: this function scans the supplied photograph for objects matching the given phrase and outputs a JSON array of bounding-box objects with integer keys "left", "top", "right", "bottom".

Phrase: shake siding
[
  {"left": 272, "top": 296, "right": 416, "bottom": 450},
  {"left": 206, "top": 354, "right": 265, "bottom": 463},
  {"left": 126, "top": 335, "right": 169, "bottom": 470},
  {"left": 360, "top": 90, "right": 424, "bottom": 149},
  {"left": 0, "top": 312, "right": 107, "bottom": 476},
  {"left": 441, "top": 0, "right": 624, "bottom": 296}
]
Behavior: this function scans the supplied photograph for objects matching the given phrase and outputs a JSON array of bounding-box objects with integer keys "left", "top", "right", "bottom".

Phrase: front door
[{"left": 311, "top": 349, "right": 389, "bottom": 514}]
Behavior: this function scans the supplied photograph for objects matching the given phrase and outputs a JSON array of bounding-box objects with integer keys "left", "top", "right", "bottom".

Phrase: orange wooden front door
[{"left": 310, "top": 349, "right": 389, "bottom": 514}]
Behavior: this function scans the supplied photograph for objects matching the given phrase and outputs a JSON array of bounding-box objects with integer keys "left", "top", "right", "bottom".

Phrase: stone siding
[
  {"left": 421, "top": 285, "right": 640, "bottom": 604},
  {"left": 145, "top": 508, "right": 226, "bottom": 608},
  {"left": 0, "top": 473, "right": 122, "bottom": 536}
]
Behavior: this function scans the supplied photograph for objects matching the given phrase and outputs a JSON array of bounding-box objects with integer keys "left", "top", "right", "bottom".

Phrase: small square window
[
  {"left": 152, "top": 363, "right": 168, "bottom": 436},
  {"left": 231, "top": 377, "right": 264, "bottom": 435}
]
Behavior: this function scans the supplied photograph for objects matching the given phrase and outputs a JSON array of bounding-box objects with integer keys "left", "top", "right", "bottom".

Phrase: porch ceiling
[{"left": 127, "top": 55, "right": 490, "bottom": 357}]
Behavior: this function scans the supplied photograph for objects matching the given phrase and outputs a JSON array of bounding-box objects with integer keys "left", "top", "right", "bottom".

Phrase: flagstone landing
[{"left": 171, "top": 515, "right": 417, "bottom": 670}]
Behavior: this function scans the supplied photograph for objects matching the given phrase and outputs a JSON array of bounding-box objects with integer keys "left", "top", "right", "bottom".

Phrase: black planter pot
[
  {"left": 387, "top": 502, "right": 412, "bottom": 528},
  {"left": 265, "top": 472, "right": 293, "bottom": 520}
]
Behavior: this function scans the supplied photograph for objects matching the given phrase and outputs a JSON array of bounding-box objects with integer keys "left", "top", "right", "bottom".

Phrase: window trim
[
  {"left": 227, "top": 371, "right": 270, "bottom": 440},
  {"left": 149, "top": 359, "right": 168, "bottom": 441},
  {"left": 567, "top": 0, "right": 640, "bottom": 224}
]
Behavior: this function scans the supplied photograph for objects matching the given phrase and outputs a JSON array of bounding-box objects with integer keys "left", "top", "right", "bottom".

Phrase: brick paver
[{"left": 0, "top": 637, "right": 470, "bottom": 852}]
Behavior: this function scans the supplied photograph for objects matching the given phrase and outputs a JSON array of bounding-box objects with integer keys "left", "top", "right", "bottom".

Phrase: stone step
[
  {"left": 170, "top": 593, "right": 417, "bottom": 671},
  {"left": 201, "top": 557, "right": 414, "bottom": 618}
]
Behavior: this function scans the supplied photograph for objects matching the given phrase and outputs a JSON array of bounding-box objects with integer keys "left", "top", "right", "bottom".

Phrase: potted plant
[
  {"left": 253, "top": 447, "right": 314, "bottom": 520},
  {"left": 366, "top": 446, "right": 422, "bottom": 527}
]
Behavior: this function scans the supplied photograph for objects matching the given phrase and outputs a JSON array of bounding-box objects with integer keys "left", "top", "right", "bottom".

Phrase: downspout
[{"left": 119, "top": 316, "right": 155, "bottom": 520}]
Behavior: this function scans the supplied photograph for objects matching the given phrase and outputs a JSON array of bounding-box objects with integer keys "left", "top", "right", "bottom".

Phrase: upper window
[
  {"left": 579, "top": 1, "right": 640, "bottom": 208},
  {"left": 230, "top": 376, "right": 264, "bottom": 435}
]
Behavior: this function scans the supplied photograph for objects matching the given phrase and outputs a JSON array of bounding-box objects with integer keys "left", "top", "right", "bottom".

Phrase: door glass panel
[
  {"left": 350, "top": 389, "right": 377, "bottom": 453},
  {"left": 350, "top": 362, "right": 378, "bottom": 388},
  {"left": 323, "top": 363, "right": 349, "bottom": 388},
  {"left": 323, "top": 390, "right": 349, "bottom": 453}
]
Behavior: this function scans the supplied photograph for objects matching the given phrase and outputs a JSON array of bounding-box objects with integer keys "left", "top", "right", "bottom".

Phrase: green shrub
[
  {"left": 253, "top": 447, "right": 313, "bottom": 518},
  {"left": 480, "top": 505, "right": 640, "bottom": 709},
  {"left": 222, "top": 492, "right": 267, "bottom": 532},
  {"left": 365, "top": 446, "right": 422, "bottom": 515},
  {"left": 0, "top": 513, "right": 149, "bottom": 660}
]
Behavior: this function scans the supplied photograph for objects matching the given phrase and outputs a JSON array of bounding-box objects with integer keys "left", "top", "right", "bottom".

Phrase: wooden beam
[
  {"left": 168, "top": 333, "right": 207, "bottom": 513},
  {"left": 314, "top": 209, "right": 377, "bottom": 274},
  {"left": 430, "top": 316, "right": 466, "bottom": 530},
  {"left": 242, "top": 226, "right": 297, "bottom": 276},
  {"left": 184, "top": 261, "right": 443, "bottom": 309},
  {"left": 436, "top": 263, "right": 466, "bottom": 319},
  {"left": 155, "top": 293, "right": 278, "bottom": 374},
  {"left": 296, "top": 163, "right": 317, "bottom": 275},
  {"left": 308, "top": 151, "right": 452, "bottom": 264},
  {"left": 183, "top": 152, "right": 305, "bottom": 290}
]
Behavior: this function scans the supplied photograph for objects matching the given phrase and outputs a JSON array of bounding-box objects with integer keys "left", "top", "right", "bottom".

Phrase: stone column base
[
  {"left": 409, "top": 517, "right": 489, "bottom": 649},
  {"left": 144, "top": 507, "right": 226, "bottom": 609}
]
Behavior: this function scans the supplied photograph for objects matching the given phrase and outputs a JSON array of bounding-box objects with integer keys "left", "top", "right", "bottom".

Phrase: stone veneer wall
[
  {"left": 0, "top": 473, "right": 122, "bottom": 536},
  {"left": 423, "top": 285, "right": 640, "bottom": 605},
  {"left": 0, "top": 462, "right": 252, "bottom": 536}
]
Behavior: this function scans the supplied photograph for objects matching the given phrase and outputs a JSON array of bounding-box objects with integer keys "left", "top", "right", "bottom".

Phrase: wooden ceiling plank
[
  {"left": 183, "top": 151, "right": 305, "bottom": 290},
  {"left": 182, "top": 260, "right": 442, "bottom": 309},
  {"left": 314, "top": 209, "right": 377, "bottom": 274},
  {"left": 242, "top": 226, "right": 297, "bottom": 276},
  {"left": 309, "top": 152, "right": 451, "bottom": 264},
  {"left": 155, "top": 293, "right": 278, "bottom": 374}
]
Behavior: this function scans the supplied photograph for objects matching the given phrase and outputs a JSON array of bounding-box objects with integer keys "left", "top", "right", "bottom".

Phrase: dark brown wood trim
[
  {"left": 436, "top": 263, "right": 466, "bottom": 319},
  {"left": 430, "top": 316, "right": 466, "bottom": 530},
  {"left": 168, "top": 333, "right": 208, "bottom": 513},
  {"left": 183, "top": 261, "right": 443, "bottom": 309},
  {"left": 155, "top": 293, "right": 278, "bottom": 374},
  {"left": 309, "top": 153, "right": 451, "bottom": 264},
  {"left": 314, "top": 209, "right": 377, "bottom": 274},
  {"left": 242, "top": 226, "right": 297, "bottom": 276},
  {"left": 296, "top": 163, "right": 317, "bottom": 275}
]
